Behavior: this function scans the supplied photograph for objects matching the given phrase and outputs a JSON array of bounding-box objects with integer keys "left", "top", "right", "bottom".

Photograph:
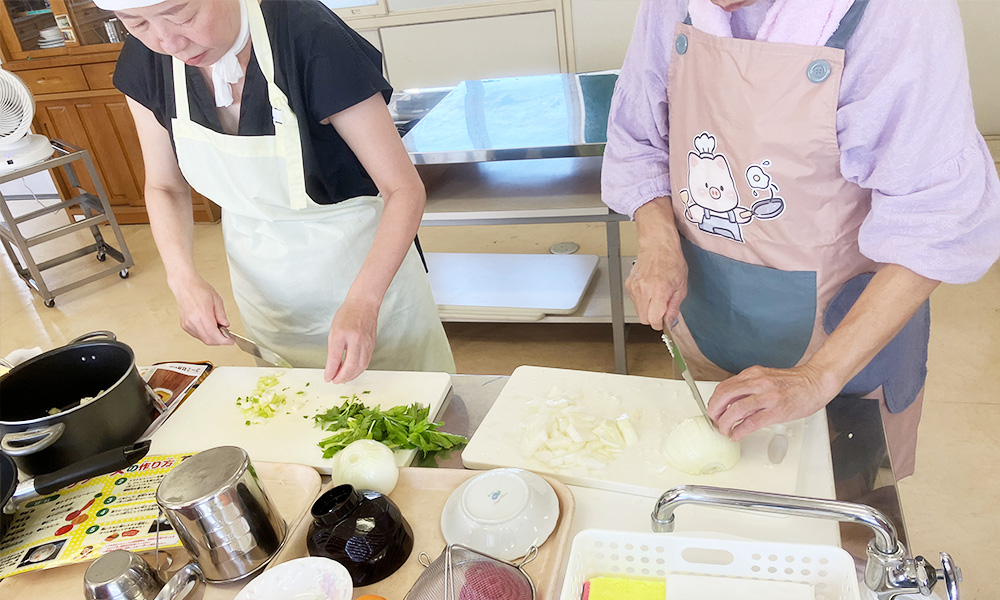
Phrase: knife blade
[
  {"left": 660, "top": 319, "right": 714, "bottom": 426},
  {"left": 220, "top": 326, "right": 293, "bottom": 368}
]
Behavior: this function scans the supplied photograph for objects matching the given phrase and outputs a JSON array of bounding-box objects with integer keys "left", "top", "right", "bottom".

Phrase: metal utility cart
[{"left": 0, "top": 140, "right": 134, "bottom": 308}]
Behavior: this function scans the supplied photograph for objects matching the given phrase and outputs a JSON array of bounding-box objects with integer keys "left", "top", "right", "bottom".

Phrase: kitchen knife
[
  {"left": 220, "top": 326, "right": 293, "bottom": 368},
  {"left": 660, "top": 319, "right": 714, "bottom": 427}
]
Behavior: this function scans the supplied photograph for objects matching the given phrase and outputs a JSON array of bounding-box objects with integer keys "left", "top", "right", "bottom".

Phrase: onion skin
[
  {"left": 330, "top": 439, "right": 399, "bottom": 494},
  {"left": 663, "top": 416, "right": 741, "bottom": 475}
]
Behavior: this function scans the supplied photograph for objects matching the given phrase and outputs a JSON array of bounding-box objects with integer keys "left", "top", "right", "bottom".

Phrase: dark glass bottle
[{"left": 306, "top": 484, "right": 414, "bottom": 586}]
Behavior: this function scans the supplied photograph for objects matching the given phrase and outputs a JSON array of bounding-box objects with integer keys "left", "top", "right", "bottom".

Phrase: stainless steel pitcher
[{"left": 155, "top": 446, "right": 286, "bottom": 583}]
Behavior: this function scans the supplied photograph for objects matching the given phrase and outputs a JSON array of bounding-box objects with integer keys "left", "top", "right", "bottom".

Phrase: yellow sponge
[{"left": 583, "top": 576, "right": 666, "bottom": 600}]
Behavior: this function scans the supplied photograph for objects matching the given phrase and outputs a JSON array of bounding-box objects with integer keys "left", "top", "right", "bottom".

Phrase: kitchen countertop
[
  {"left": 435, "top": 374, "right": 906, "bottom": 570},
  {"left": 401, "top": 73, "right": 618, "bottom": 164}
]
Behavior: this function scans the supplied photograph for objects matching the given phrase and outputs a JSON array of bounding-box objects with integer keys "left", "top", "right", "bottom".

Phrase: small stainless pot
[
  {"left": 83, "top": 549, "right": 203, "bottom": 600},
  {"left": 155, "top": 447, "right": 286, "bottom": 583}
]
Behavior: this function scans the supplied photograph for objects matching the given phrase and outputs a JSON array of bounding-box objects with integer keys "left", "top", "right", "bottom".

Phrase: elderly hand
[
  {"left": 627, "top": 245, "right": 689, "bottom": 330},
  {"left": 169, "top": 274, "right": 232, "bottom": 346},
  {"left": 325, "top": 297, "right": 379, "bottom": 383},
  {"left": 706, "top": 364, "right": 840, "bottom": 441}
]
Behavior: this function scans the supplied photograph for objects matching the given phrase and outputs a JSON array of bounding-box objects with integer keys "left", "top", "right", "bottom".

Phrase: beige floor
[{"left": 2, "top": 202, "right": 998, "bottom": 598}]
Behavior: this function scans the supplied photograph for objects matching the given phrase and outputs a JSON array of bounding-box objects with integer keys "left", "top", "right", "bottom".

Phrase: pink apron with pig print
[{"left": 666, "top": 3, "right": 926, "bottom": 477}]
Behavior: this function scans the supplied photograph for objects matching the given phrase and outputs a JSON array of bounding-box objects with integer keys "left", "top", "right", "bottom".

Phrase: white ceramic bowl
[
  {"left": 440, "top": 468, "right": 560, "bottom": 560},
  {"left": 234, "top": 557, "right": 352, "bottom": 600}
]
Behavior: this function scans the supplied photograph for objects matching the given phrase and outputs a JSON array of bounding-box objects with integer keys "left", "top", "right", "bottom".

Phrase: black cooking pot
[{"left": 0, "top": 332, "right": 157, "bottom": 476}]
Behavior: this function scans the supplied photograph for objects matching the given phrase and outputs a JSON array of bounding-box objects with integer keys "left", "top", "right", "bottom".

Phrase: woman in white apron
[
  {"left": 603, "top": 0, "right": 1000, "bottom": 477},
  {"left": 101, "top": 0, "right": 455, "bottom": 381}
]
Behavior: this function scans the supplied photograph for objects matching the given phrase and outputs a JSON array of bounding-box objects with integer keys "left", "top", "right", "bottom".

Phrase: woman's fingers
[{"left": 324, "top": 338, "right": 347, "bottom": 383}]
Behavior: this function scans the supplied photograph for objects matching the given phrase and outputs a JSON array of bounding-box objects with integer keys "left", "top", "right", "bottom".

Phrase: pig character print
[{"left": 680, "top": 133, "right": 753, "bottom": 243}]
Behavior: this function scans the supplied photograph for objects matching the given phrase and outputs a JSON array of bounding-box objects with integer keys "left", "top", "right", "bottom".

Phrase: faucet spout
[
  {"left": 649, "top": 485, "right": 960, "bottom": 600},
  {"left": 650, "top": 485, "right": 899, "bottom": 554}
]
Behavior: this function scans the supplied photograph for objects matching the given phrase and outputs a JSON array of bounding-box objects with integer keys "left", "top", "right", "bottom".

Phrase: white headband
[{"left": 94, "top": 0, "right": 165, "bottom": 9}]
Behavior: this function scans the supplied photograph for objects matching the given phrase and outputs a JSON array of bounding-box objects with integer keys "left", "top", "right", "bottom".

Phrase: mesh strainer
[{"left": 405, "top": 544, "right": 537, "bottom": 600}]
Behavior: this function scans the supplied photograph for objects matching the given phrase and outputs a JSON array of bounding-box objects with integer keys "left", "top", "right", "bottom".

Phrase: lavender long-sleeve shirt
[{"left": 602, "top": 0, "right": 1000, "bottom": 284}]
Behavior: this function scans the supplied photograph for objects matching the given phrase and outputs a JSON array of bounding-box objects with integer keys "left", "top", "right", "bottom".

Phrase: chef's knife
[
  {"left": 220, "top": 326, "right": 293, "bottom": 368},
  {"left": 660, "top": 319, "right": 714, "bottom": 427}
]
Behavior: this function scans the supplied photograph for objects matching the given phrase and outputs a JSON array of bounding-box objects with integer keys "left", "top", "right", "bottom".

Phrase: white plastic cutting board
[
  {"left": 464, "top": 366, "right": 832, "bottom": 499},
  {"left": 425, "top": 252, "right": 599, "bottom": 314},
  {"left": 149, "top": 368, "right": 452, "bottom": 474}
]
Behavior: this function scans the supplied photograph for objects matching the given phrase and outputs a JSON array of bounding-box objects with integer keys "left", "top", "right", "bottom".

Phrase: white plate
[
  {"left": 440, "top": 468, "right": 560, "bottom": 561},
  {"left": 234, "top": 557, "right": 352, "bottom": 600}
]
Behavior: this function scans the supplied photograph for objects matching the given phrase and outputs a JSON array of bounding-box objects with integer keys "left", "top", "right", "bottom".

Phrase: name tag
[{"left": 271, "top": 107, "right": 283, "bottom": 124}]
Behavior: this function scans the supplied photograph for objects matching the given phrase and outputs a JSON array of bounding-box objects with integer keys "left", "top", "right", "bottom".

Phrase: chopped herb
[{"left": 314, "top": 395, "right": 467, "bottom": 459}]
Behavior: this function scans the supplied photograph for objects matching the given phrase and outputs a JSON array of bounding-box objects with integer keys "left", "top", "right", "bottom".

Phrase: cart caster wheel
[
  {"left": 44, "top": 298, "right": 56, "bottom": 308},
  {"left": 119, "top": 269, "right": 130, "bottom": 279},
  {"left": 96, "top": 251, "right": 107, "bottom": 262}
]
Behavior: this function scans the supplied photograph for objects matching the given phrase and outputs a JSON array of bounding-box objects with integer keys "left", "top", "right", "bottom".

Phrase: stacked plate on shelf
[{"left": 37, "top": 27, "right": 65, "bottom": 49}]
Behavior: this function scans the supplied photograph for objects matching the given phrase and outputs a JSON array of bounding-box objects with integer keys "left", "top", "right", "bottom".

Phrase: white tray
[{"left": 560, "top": 529, "right": 861, "bottom": 600}]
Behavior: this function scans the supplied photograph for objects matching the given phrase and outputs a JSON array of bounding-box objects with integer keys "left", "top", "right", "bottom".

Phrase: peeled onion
[
  {"left": 330, "top": 439, "right": 399, "bottom": 494},
  {"left": 663, "top": 417, "right": 740, "bottom": 475}
]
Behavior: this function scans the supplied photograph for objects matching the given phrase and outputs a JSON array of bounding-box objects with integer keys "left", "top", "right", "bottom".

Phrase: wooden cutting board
[
  {"left": 463, "top": 366, "right": 830, "bottom": 499},
  {"left": 150, "top": 368, "right": 453, "bottom": 474}
]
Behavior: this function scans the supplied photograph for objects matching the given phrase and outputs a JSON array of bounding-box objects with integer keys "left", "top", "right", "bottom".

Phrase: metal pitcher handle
[
  {"left": 1, "top": 423, "right": 66, "bottom": 456},
  {"left": 154, "top": 562, "right": 204, "bottom": 600},
  {"left": 69, "top": 331, "right": 117, "bottom": 344}
]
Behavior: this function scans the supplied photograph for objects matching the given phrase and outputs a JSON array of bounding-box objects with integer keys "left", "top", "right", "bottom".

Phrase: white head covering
[
  {"left": 94, "top": 0, "right": 164, "bottom": 9},
  {"left": 96, "top": 0, "right": 250, "bottom": 108}
]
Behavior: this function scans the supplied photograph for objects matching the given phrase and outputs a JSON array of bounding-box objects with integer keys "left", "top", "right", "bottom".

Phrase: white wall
[
  {"left": 958, "top": 0, "right": 1000, "bottom": 135},
  {"left": 570, "top": 0, "right": 642, "bottom": 72}
]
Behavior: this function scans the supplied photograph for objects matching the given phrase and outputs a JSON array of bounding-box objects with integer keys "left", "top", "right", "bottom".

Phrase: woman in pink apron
[
  {"left": 603, "top": 0, "right": 1000, "bottom": 477},
  {"left": 101, "top": 0, "right": 455, "bottom": 382}
]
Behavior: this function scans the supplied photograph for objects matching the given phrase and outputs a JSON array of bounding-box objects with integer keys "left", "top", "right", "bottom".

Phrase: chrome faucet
[{"left": 650, "top": 485, "right": 960, "bottom": 600}]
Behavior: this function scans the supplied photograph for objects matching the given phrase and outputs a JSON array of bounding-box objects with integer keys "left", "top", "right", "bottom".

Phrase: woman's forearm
[
  {"left": 807, "top": 264, "right": 940, "bottom": 395},
  {"left": 143, "top": 184, "right": 200, "bottom": 289},
  {"left": 344, "top": 183, "right": 426, "bottom": 309}
]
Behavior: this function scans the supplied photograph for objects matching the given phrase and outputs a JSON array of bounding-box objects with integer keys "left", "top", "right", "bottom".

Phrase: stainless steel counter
[
  {"left": 402, "top": 73, "right": 618, "bottom": 164},
  {"left": 435, "top": 374, "right": 906, "bottom": 570}
]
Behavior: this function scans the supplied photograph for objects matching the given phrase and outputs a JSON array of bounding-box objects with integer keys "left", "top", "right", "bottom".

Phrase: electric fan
[{"left": 0, "top": 68, "right": 53, "bottom": 174}]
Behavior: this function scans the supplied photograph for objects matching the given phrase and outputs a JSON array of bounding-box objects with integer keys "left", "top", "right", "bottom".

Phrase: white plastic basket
[{"left": 559, "top": 529, "right": 862, "bottom": 600}]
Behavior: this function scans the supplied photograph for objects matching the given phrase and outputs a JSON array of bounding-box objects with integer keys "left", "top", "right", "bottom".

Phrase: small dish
[
  {"left": 440, "top": 468, "right": 560, "bottom": 560},
  {"left": 234, "top": 557, "right": 352, "bottom": 600}
]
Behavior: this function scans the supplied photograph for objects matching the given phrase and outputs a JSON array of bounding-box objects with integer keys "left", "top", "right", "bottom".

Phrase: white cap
[{"left": 94, "top": 0, "right": 166, "bottom": 10}]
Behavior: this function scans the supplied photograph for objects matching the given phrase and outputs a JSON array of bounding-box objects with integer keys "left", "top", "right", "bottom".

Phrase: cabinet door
[
  {"left": 34, "top": 94, "right": 145, "bottom": 216},
  {"left": 33, "top": 93, "right": 219, "bottom": 224},
  {"left": 380, "top": 12, "right": 561, "bottom": 89}
]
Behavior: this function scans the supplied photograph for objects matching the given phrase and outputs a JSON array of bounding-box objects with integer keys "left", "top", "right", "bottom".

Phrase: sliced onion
[
  {"left": 521, "top": 393, "right": 638, "bottom": 476},
  {"left": 663, "top": 416, "right": 741, "bottom": 475},
  {"left": 330, "top": 439, "right": 399, "bottom": 494}
]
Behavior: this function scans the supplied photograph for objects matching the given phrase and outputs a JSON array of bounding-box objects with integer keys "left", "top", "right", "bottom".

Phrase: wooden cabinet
[{"left": 1, "top": 0, "right": 220, "bottom": 224}]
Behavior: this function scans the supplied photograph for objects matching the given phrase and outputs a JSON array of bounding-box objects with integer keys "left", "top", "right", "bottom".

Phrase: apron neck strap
[
  {"left": 824, "top": 0, "right": 870, "bottom": 49},
  {"left": 172, "top": 58, "right": 191, "bottom": 121},
  {"left": 172, "top": 0, "right": 286, "bottom": 122}
]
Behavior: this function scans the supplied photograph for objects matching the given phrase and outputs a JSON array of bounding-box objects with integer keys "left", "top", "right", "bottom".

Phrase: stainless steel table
[
  {"left": 435, "top": 374, "right": 906, "bottom": 570},
  {"left": 402, "top": 74, "right": 634, "bottom": 374}
]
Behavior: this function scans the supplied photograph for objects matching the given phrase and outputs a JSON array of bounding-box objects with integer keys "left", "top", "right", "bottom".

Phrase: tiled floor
[{"left": 2, "top": 203, "right": 998, "bottom": 598}]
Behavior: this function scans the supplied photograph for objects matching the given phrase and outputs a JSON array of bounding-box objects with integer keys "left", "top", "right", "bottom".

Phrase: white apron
[{"left": 169, "top": 0, "right": 454, "bottom": 372}]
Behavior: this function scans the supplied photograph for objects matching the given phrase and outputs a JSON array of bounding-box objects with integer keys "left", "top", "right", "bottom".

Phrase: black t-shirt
[{"left": 113, "top": 0, "right": 392, "bottom": 204}]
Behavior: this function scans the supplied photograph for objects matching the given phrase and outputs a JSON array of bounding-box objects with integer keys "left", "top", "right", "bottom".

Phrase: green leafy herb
[{"left": 314, "top": 395, "right": 467, "bottom": 459}]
